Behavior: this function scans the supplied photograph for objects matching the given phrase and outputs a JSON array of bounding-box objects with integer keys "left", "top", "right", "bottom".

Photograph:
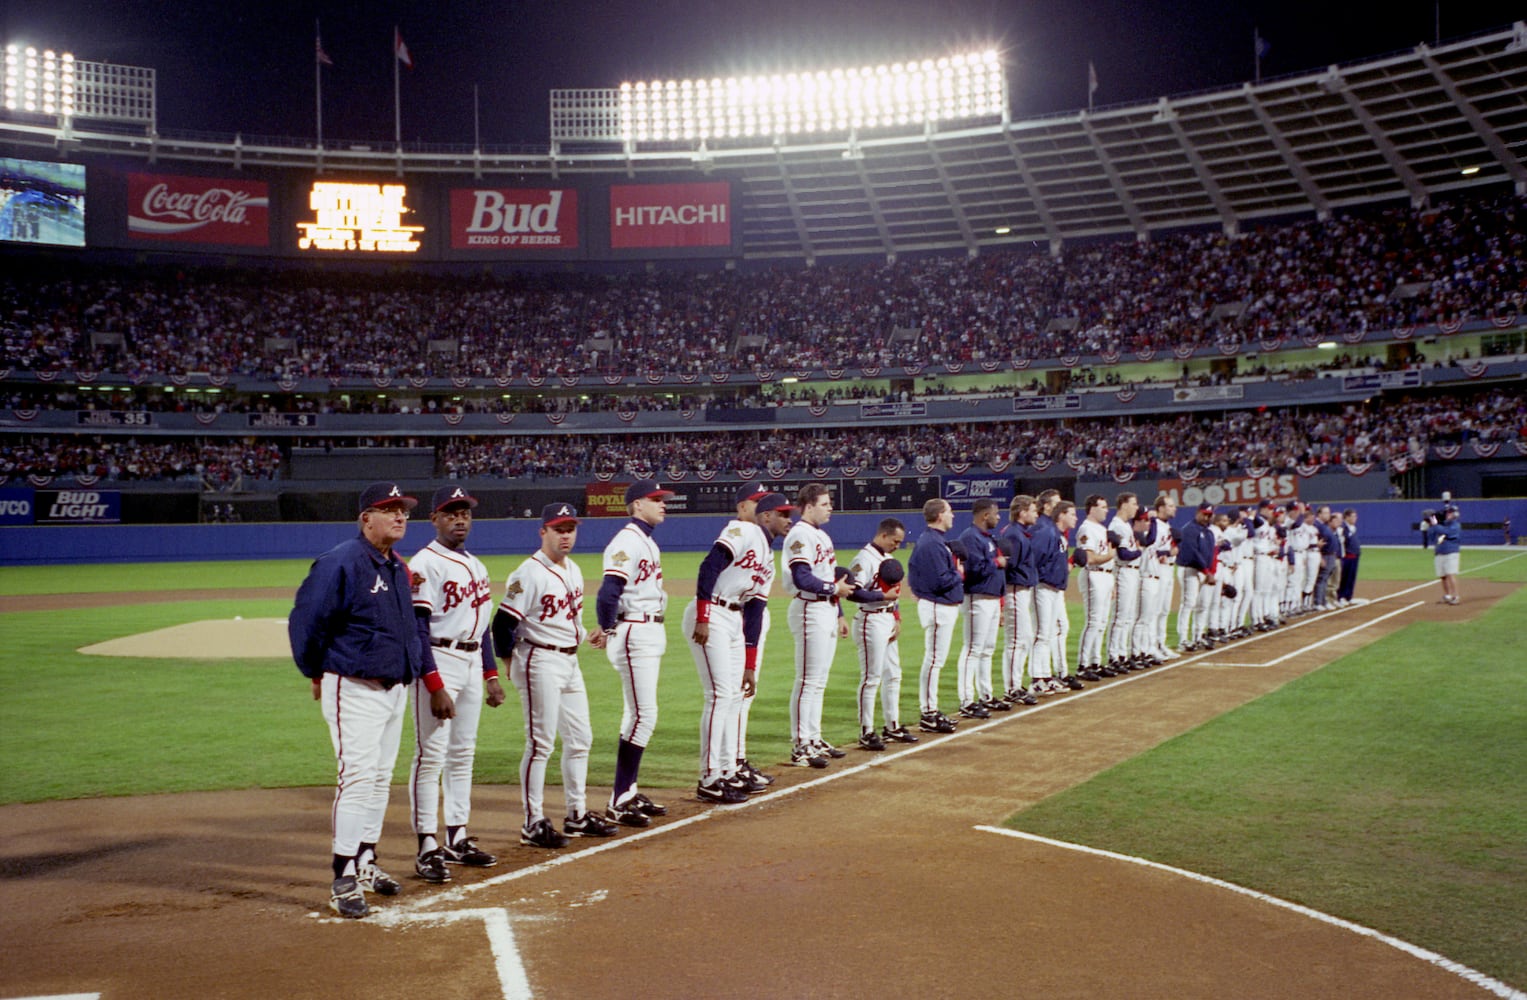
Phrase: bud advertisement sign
[
  {"left": 34, "top": 489, "right": 121, "bottom": 524},
  {"left": 609, "top": 182, "right": 731, "bottom": 249},
  {"left": 1156, "top": 474, "right": 1298, "bottom": 509},
  {"left": 127, "top": 173, "right": 269, "bottom": 246},
  {"left": 450, "top": 187, "right": 578, "bottom": 249}
]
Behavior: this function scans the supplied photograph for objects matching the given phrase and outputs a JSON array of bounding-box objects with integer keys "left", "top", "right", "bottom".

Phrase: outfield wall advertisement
[
  {"left": 127, "top": 172, "right": 270, "bottom": 246},
  {"left": 449, "top": 187, "right": 578, "bottom": 249},
  {"left": 608, "top": 182, "right": 731, "bottom": 249}
]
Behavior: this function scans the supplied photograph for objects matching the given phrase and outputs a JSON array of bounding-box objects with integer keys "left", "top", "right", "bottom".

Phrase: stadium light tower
[
  {"left": 549, "top": 48, "right": 1006, "bottom": 150},
  {"left": 3, "top": 41, "right": 155, "bottom": 133}
]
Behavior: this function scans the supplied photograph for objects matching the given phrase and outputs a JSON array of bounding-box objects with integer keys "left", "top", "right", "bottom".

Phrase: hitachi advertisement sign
[
  {"left": 127, "top": 172, "right": 270, "bottom": 246},
  {"left": 609, "top": 182, "right": 731, "bottom": 249},
  {"left": 450, "top": 187, "right": 579, "bottom": 249}
]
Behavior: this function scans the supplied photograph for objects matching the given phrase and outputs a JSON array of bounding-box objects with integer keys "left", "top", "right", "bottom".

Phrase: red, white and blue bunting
[
  {"left": 195, "top": 412, "right": 218, "bottom": 425},
  {"left": 1345, "top": 462, "right": 1373, "bottom": 476},
  {"left": 1173, "top": 344, "right": 1195, "bottom": 359},
  {"left": 988, "top": 457, "right": 1011, "bottom": 473},
  {"left": 882, "top": 460, "right": 904, "bottom": 476},
  {"left": 1434, "top": 443, "right": 1461, "bottom": 460},
  {"left": 1295, "top": 463, "right": 1323, "bottom": 478},
  {"left": 1134, "top": 348, "right": 1155, "bottom": 362},
  {"left": 526, "top": 375, "right": 545, "bottom": 387},
  {"left": 1490, "top": 313, "right": 1518, "bottom": 328},
  {"left": 1115, "top": 387, "right": 1138, "bottom": 403},
  {"left": 409, "top": 376, "right": 429, "bottom": 388},
  {"left": 1472, "top": 441, "right": 1500, "bottom": 458},
  {"left": 603, "top": 374, "right": 625, "bottom": 385},
  {"left": 495, "top": 412, "right": 515, "bottom": 424},
  {"left": 545, "top": 412, "right": 565, "bottom": 425},
  {"left": 560, "top": 375, "right": 581, "bottom": 387},
  {"left": 444, "top": 412, "right": 464, "bottom": 425},
  {"left": 948, "top": 462, "right": 971, "bottom": 474},
  {"left": 1437, "top": 318, "right": 1462, "bottom": 335}
]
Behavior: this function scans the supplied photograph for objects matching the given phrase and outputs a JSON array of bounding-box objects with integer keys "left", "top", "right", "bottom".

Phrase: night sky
[{"left": 2, "top": 1, "right": 1522, "bottom": 148}]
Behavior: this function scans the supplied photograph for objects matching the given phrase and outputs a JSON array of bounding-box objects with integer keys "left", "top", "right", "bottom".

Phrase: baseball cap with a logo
[
  {"left": 432, "top": 485, "right": 479, "bottom": 513},
  {"left": 359, "top": 482, "right": 418, "bottom": 514},
  {"left": 735, "top": 482, "right": 770, "bottom": 504},
  {"left": 542, "top": 502, "right": 581, "bottom": 527},
  {"left": 754, "top": 492, "right": 796, "bottom": 515},
  {"left": 625, "top": 479, "right": 676, "bottom": 505}
]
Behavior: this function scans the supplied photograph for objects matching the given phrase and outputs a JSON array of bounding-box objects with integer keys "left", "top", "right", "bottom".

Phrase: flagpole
[
  {"left": 394, "top": 26, "right": 402, "bottom": 152},
  {"left": 1254, "top": 28, "right": 1262, "bottom": 83},
  {"left": 315, "top": 19, "right": 323, "bottom": 149},
  {"left": 474, "top": 83, "right": 481, "bottom": 150}
]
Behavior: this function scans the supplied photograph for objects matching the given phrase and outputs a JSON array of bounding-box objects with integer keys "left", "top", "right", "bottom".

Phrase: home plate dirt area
[{"left": 0, "top": 577, "right": 1514, "bottom": 1000}]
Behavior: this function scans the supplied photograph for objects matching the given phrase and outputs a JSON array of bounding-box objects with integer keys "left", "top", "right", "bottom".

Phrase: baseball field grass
[{"left": 1010, "top": 550, "right": 1527, "bottom": 990}]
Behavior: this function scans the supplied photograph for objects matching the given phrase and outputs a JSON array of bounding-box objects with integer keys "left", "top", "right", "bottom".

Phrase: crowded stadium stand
[{"left": 1, "top": 23, "right": 1524, "bottom": 549}]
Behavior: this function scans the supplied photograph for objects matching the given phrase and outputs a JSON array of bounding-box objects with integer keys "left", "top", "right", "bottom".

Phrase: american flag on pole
[
  {"left": 394, "top": 27, "right": 413, "bottom": 69},
  {"left": 316, "top": 34, "right": 333, "bottom": 66}
]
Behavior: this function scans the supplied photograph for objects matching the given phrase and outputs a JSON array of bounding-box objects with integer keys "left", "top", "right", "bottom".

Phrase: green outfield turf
[{"left": 1007, "top": 552, "right": 1527, "bottom": 989}]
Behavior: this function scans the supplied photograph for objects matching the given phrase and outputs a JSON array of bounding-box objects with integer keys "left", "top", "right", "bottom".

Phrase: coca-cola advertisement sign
[
  {"left": 127, "top": 173, "right": 270, "bottom": 246},
  {"left": 450, "top": 187, "right": 579, "bottom": 249},
  {"left": 609, "top": 182, "right": 731, "bottom": 249}
]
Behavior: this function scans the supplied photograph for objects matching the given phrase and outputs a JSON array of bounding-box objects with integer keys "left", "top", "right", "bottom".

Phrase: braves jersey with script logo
[
  {"left": 1108, "top": 516, "right": 1139, "bottom": 566},
  {"left": 499, "top": 552, "right": 586, "bottom": 647},
  {"left": 409, "top": 540, "right": 494, "bottom": 644},
  {"left": 782, "top": 520, "right": 835, "bottom": 597},
  {"left": 848, "top": 543, "right": 895, "bottom": 613},
  {"left": 1253, "top": 519, "right": 1281, "bottom": 556},
  {"left": 1077, "top": 519, "right": 1111, "bottom": 560},
  {"left": 602, "top": 521, "right": 666, "bottom": 616},
  {"left": 1289, "top": 522, "right": 1317, "bottom": 553},
  {"left": 710, "top": 518, "right": 775, "bottom": 605}
]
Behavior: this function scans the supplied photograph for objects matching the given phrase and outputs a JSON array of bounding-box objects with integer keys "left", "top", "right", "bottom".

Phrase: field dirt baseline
[{"left": 0, "top": 574, "right": 1517, "bottom": 1000}]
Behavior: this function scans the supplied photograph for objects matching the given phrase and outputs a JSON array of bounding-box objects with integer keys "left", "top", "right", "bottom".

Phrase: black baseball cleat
[
  {"left": 790, "top": 744, "right": 829, "bottom": 769},
  {"left": 1008, "top": 687, "right": 1039, "bottom": 706},
  {"left": 631, "top": 792, "right": 669, "bottom": 816},
  {"left": 858, "top": 729, "right": 887, "bottom": 751},
  {"left": 734, "top": 768, "right": 772, "bottom": 793},
  {"left": 736, "top": 760, "right": 775, "bottom": 788},
  {"left": 697, "top": 779, "right": 748, "bottom": 804},
  {"left": 882, "top": 724, "right": 920, "bottom": 743},
  {"left": 814, "top": 740, "right": 848, "bottom": 759},
  {"left": 442, "top": 836, "right": 498, "bottom": 867},
  {"left": 919, "top": 711, "right": 957, "bottom": 733},
  {"left": 606, "top": 798, "right": 652, "bottom": 828},
  {"left": 414, "top": 848, "right": 451, "bottom": 884},
  {"left": 1078, "top": 667, "right": 1103, "bottom": 681},
  {"left": 329, "top": 875, "right": 368, "bottom": 918},
  {"left": 520, "top": 818, "right": 569, "bottom": 849},
  {"left": 1062, "top": 674, "right": 1085, "bottom": 690},
  {"left": 958, "top": 702, "right": 991, "bottom": 719},
  {"left": 357, "top": 861, "right": 401, "bottom": 896},
  {"left": 565, "top": 811, "right": 619, "bottom": 838},
  {"left": 984, "top": 697, "right": 1013, "bottom": 712}
]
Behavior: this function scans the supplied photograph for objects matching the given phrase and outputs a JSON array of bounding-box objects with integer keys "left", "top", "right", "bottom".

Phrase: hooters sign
[
  {"left": 1157, "top": 474, "right": 1299, "bottom": 509},
  {"left": 450, "top": 187, "right": 578, "bottom": 249},
  {"left": 609, "top": 182, "right": 731, "bottom": 249},
  {"left": 127, "top": 173, "right": 269, "bottom": 246}
]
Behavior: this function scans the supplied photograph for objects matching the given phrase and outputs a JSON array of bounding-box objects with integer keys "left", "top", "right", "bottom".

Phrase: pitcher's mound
[{"left": 80, "top": 618, "right": 291, "bottom": 658}]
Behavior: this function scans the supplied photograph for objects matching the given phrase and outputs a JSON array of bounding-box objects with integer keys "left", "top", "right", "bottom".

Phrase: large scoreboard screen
[{"left": 0, "top": 157, "right": 85, "bottom": 246}]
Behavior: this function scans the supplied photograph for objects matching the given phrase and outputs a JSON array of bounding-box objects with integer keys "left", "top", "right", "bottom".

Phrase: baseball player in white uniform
[
  {"left": 848, "top": 518, "right": 911, "bottom": 749},
  {"left": 1075, "top": 494, "right": 1116, "bottom": 679},
  {"left": 491, "top": 503, "right": 618, "bottom": 849},
  {"left": 1105, "top": 492, "right": 1143, "bottom": 672},
  {"left": 1142, "top": 494, "right": 1178, "bottom": 659},
  {"left": 408, "top": 486, "right": 503, "bottom": 884},
  {"left": 1251, "top": 500, "right": 1283, "bottom": 630},
  {"left": 1291, "top": 505, "right": 1320, "bottom": 614},
  {"left": 686, "top": 491, "right": 796, "bottom": 798},
  {"left": 595, "top": 479, "right": 676, "bottom": 829},
  {"left": 783, "top": 483, "right": 855, "bottom": 766}
]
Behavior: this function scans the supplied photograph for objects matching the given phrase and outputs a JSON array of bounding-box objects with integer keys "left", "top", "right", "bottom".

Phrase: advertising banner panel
[
  {"left": 609, "top": 182, "right": 730, "bottom": 249},
  {"left": 34, "top": 489, "right": 121, "bottom": 524},
  {"left": 0, "top": 488, "right": 34, "bottom": 525},
  {"left": 450, "top": 187, "right": 578, "bottom": 249},
  {"left": 1155, "top": 474, "right": 1299, "bottom": 509},
  {"left": 942, "top": 474, "right": 1015, "bottom": 510},
  {"left": 127, "top": 172, "right": 270, "bottom": 246}
]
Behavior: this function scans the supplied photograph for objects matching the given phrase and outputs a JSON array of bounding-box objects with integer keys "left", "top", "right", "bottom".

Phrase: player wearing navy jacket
[
  {"left": 955, "top": 499, "right": 1010, "bottom": 718},
  {"left": 1336, "top": 509, "right": 1361, "bottom": 605},
  {"left": 997, "top": 495, "right": 1041, "bottom": 705},
  {"left": 290, "top": 482, "right": 425, "bottom": 919},
  {"left": 909, "top": 498, "right": 963, "bottom": 733},
  {"left": 1030, "top": 499, "right": 1076, "bottom": 694},
  {"left": 1175, "top": 503, "right": 1218, "bottom": 651}
]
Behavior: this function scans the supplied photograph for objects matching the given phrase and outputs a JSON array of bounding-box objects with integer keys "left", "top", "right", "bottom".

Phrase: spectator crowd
[{"left": 1, "top": 193, "right": 1522, "bottom": 380}]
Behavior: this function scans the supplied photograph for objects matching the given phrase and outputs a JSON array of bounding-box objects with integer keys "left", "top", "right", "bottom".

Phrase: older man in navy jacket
[{"left": 1175, "top": 502, "right": 1219, "bottom": 652}]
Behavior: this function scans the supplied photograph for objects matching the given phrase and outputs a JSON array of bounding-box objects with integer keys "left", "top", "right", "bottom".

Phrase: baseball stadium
[{"left": 1, "top": 9, "right": 1526, "bottom": 999}]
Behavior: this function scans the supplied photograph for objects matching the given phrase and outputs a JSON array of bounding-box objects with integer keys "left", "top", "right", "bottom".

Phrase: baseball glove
[{"left": 1220, "top": 582, "right": 1238, "bottom": 599}]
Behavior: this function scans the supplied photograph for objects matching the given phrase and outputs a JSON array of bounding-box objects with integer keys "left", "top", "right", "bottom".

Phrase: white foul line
[
  {"left": 1203, "top": 600, "right": 1424, "bottom": 668},
  {"left": 974, "top": 825, "right": 1526, "bottom": 1000},
  {"left": 371, "top": 907, "right": 533, "bottom": 1000}
]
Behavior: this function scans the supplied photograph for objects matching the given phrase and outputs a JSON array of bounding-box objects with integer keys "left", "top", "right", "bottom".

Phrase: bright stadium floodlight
[
  {"left": 3, "top": 44, "right": 75, "bottom": 117},
  {"left": 614, "top": 48, "right": 1003, "bottom": 144}
]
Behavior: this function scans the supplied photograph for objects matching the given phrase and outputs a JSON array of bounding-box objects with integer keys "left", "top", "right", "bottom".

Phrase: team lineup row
[{"left": 286, "top": 477, "right": 1420, "bottom": 919}]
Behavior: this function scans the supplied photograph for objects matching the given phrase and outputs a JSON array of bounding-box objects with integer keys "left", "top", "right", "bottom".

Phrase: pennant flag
[
  {"left": 316, "top": 35, "right": 333, "bottom": 66},
  {"left": 394, "top": 27, "right": 413, "bottom": 68},
  {"left": 1255, "top": 31, "right": 1271, "bottom": 58},
  {"left": 1088, "top": 61, "right": 1098, "bottom": 97}
]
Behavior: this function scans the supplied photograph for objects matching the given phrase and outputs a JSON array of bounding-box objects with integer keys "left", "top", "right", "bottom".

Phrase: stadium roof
[{"left": 2, "top": 22, "right": 1524, "bottom": 260}]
